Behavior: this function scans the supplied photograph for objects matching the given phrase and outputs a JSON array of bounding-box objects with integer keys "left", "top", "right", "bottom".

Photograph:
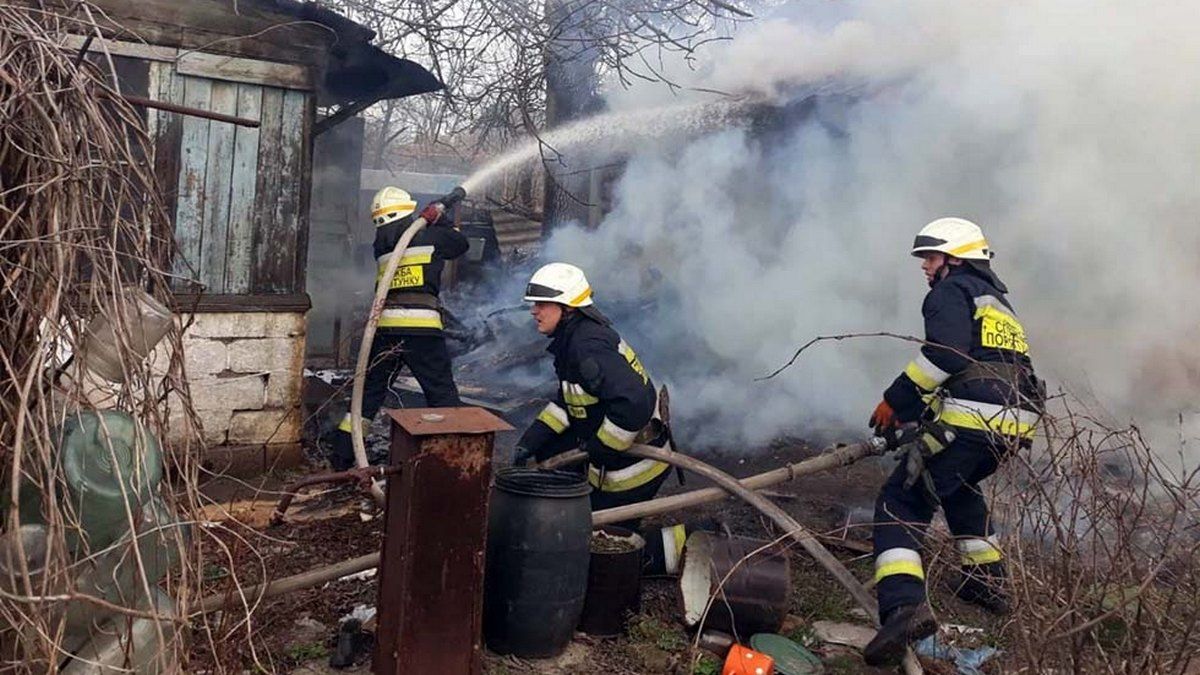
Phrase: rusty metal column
[{"left": 374, "top": 407, "right": 512, "bottom": 675}]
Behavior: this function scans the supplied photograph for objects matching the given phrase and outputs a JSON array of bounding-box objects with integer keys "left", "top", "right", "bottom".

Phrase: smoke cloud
[{"left": 541, "top": 0, "right": 1200, "bottom": 454}]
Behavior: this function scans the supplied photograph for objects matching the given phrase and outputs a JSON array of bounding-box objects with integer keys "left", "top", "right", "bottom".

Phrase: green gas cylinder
[{"left": 20, "top": 410, "right": 163, "bottom": 556}]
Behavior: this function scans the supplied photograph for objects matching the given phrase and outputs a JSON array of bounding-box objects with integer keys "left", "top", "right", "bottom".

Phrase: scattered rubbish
[
  {"left": 78, "top": 287, "right": 172, "bottom": 383},
  {"left": 305, "top": 368, "right": 344, "bottom": 386},
  {"left": 681, "top": 532, "right": 791, "bottom": 637},
  {"left": 340, "top": 604, "right": 377, "bottom": 625},
  {"left": 579, "top": 526, "right": 645, "bottom": 636},
  {"left": 723, "top": 643, "right": 775, "bottom": 675},
  {"left": 338, "top": 568, "right": 378, "bottom": 583},
  {"left": 698, "top": 629, "right": 736, "bottom": 657},
  {"left": 913, "top": 634, "right": 999, "bottom": 675},
  {"left": 60, "top": 588, "right": 178, "bottom": 674},
  {"left": 291, "top": 616, "right": 328, "bottom": 645},
  {"left": 943, "top": 623, "right": 985, "bottom": 636},
  {"left": 811, "top": 621, "right": 876, "bottom": 650},
  {"left": 749, "top": 633, "right": 823, "bottom": 674}
]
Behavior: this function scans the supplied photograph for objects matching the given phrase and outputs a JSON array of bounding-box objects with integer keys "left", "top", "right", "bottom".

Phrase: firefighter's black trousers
[
  {"left": 330, "top": 332, "right": 460, "bottom": 469},
  {"left": 871, "top": 434, "right": 1012, "bottom": 619}
]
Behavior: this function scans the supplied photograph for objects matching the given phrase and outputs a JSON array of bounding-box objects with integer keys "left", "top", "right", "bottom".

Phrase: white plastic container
[{"left": 80, "top": 288, "right": 172, "bottom": 383}]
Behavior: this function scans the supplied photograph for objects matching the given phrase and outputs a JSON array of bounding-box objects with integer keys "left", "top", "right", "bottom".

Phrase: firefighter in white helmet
[
  {"left": 326, "top": 186, "right": 468, "bottom": 471},
  {"left": 863, "top": 217, "right": 1045, "bottom": 666},
  {"left": 514, "top": 263, "right": 694, "bottom": 575}
]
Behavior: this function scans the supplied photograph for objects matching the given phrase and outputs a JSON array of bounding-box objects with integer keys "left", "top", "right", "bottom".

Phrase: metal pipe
[
  {"left": 118, "top": 94, "right": 260, "bottom": 127},
  {"left": 271, "top": 465, "right": 402, "bottom": 526},
  {"left": 196, "top": 552, "right": 379, "bottom": 614}
]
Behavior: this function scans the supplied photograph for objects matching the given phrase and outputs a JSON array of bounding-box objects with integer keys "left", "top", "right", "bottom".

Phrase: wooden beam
[
  {"left": 176, "top": 51, "right": 311, "bottom": 91},
  {"left": 171, "top": 293, "right": 312, "bottom": 313},
  {"left": 61, "top": 34, "right": 313, "bottom": 90}
]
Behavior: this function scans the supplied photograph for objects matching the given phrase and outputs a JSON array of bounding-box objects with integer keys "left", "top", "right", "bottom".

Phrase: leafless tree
[{"left": 321, "top": 0, "right": 754, "bottom": 217}]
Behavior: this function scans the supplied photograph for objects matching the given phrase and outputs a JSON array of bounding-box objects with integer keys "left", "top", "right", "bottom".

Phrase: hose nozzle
[{"left": 438, "top": 186, "right": 467, "bottom": 209}]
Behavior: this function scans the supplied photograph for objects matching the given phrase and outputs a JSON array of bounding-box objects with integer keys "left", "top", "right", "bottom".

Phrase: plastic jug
[{"left": 79, "top": 288, "right": 172, "bottom": 383}]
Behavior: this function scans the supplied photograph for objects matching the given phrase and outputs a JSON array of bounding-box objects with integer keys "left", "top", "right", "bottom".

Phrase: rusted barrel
[
  {"left": 578, "top": 526, "right": 645, "bottom": 636},
  {"left": 483, "top": 468, "right": 592, "bottom": 658},
  {"left": 679, "top": 532, "right": 791, "bottom": 638}
]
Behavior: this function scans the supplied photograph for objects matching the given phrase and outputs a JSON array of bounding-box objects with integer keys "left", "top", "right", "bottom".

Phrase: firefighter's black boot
[
  {"left": 953, "top": 562, "right": 1010, "bottom": 615},
  {"left": 863, "top": 602, "right": 938, "bottom": 667}
]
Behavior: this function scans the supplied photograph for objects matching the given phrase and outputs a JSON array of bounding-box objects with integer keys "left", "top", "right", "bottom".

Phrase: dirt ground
[{"left": 187, "top": 438, "right": 1004, "bottom": 674}]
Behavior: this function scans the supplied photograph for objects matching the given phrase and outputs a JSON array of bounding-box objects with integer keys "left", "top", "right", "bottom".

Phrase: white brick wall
[
  {"left": 185, "top": 313, "right": 304, "bottom": 340},
  {"left": 227, "top": 338, "right": 303, "bottom": 374},
  {"left": 188, "top": 375, "right": 267, "bottom": 412},
  {"left": 182, "top": 338, "right": 229, "bottom": 376},
  {"left": 166, "top": 311, "right": 307, "bottom": 452}
]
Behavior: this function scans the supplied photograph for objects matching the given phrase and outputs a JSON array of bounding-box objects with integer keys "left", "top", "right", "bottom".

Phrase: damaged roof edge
[{"left": 278, "top": 1, "right": 445, "bottom": 108}]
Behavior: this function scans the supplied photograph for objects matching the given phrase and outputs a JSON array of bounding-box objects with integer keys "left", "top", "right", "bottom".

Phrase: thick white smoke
[{"left": 543, "top": 0, "right": 1200, "bottom": 453}]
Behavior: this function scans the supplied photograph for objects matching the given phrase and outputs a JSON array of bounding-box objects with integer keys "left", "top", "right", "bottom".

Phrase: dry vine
[{"left": 0, "top": 4, "right": 212, "bottom": 671}]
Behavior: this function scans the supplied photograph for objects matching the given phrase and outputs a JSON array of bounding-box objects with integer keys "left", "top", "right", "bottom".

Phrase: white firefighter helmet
[
  {"left": 911, "top": 217, "right": 993, "bottom": 260},
  {"left": 370, "top": 186, "right": 417, "bottom": 226},
  {"left": 523, "top": 262, "right": 594, "bottom": 307}
]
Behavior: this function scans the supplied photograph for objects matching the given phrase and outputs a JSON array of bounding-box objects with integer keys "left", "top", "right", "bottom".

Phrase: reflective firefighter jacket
[
  {"left": 518, "top": 312, "right": 671, "bottom": 493},
  {"left": 373, "top": 214, "right": 468, "bottom": 335},
  {"left": 883, "top": 264, "right": 1042, "bottom": 443}
]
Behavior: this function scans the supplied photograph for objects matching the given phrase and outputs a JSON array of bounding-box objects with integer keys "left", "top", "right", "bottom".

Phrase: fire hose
[{"left": 348, "top": 187, "right": 467, "bottom": 504}]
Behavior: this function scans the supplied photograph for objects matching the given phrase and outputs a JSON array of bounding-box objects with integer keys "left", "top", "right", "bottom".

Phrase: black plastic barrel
[
  {"left": 578, "top": 526, "right": 645, "bottom": 636},
  {"left": 483, "top": 468, "right": 592, "bottom": 658}
]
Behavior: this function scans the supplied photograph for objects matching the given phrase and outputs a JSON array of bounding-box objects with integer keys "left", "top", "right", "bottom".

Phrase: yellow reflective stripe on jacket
[
  {"left": 617, "top": 340, "right": 648, "bottom": 384},
  {"left": 904, "top": 353, "right": 952, "bottom": 392},
  {"left": 377, "top": 246, "right": 434, "bottom": 269},
  {"left": 336, "top": 413, "right": 356, "bottom": 433},
  {"left": 596, "top": 416, "right": 639, "bottom": 451},
  {"left": 958, "top": 535, "right": 1003, "bottom": 565},
  {"left": 936, "top": 397, "right": 1038, "bottom": 438},
  {"left": 536, "top": 403, "right": 570, "bottom": 434},
  {"left": 902, "top": 353, "right": 950, "bottom": 389},
  {"left": 378, "top": 308, "right": 443, "bottom": 330},
  {"left": 874, "top": 547, "right": 925, "bottom": 582},
  {"left": 587, "top": 458, "right": 670, "bottom": 492},
  {"left": 561, "top": 381, "right": 599, "bottom": 406}
]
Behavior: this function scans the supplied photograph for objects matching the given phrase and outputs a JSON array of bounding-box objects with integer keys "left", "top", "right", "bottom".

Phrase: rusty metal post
[{"left": 373, "top": 407, "right": 511, "bottom": 675}]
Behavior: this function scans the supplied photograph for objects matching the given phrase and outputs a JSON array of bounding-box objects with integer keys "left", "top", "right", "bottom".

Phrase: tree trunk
[{"left": 541, "top": 0, "right": 601, "bottom": 236}]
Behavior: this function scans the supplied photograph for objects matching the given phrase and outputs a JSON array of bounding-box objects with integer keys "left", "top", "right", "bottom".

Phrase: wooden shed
[{"left": 24, "top": 0, "right": 441, "bottom": 470}]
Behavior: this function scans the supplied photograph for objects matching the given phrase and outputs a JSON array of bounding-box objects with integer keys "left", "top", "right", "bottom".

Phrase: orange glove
[{"left": 869, "top": 399, "right": 897, "bottom": 434}]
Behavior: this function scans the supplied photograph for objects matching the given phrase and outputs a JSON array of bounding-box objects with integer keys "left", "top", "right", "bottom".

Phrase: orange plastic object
[{"left": 723, "top": 644, "right": 775, "bottom": 675}]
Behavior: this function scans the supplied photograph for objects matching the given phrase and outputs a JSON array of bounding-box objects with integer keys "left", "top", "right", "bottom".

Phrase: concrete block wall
[{"left": 178, "top": 311, "right": 306, "bottom": 467}]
